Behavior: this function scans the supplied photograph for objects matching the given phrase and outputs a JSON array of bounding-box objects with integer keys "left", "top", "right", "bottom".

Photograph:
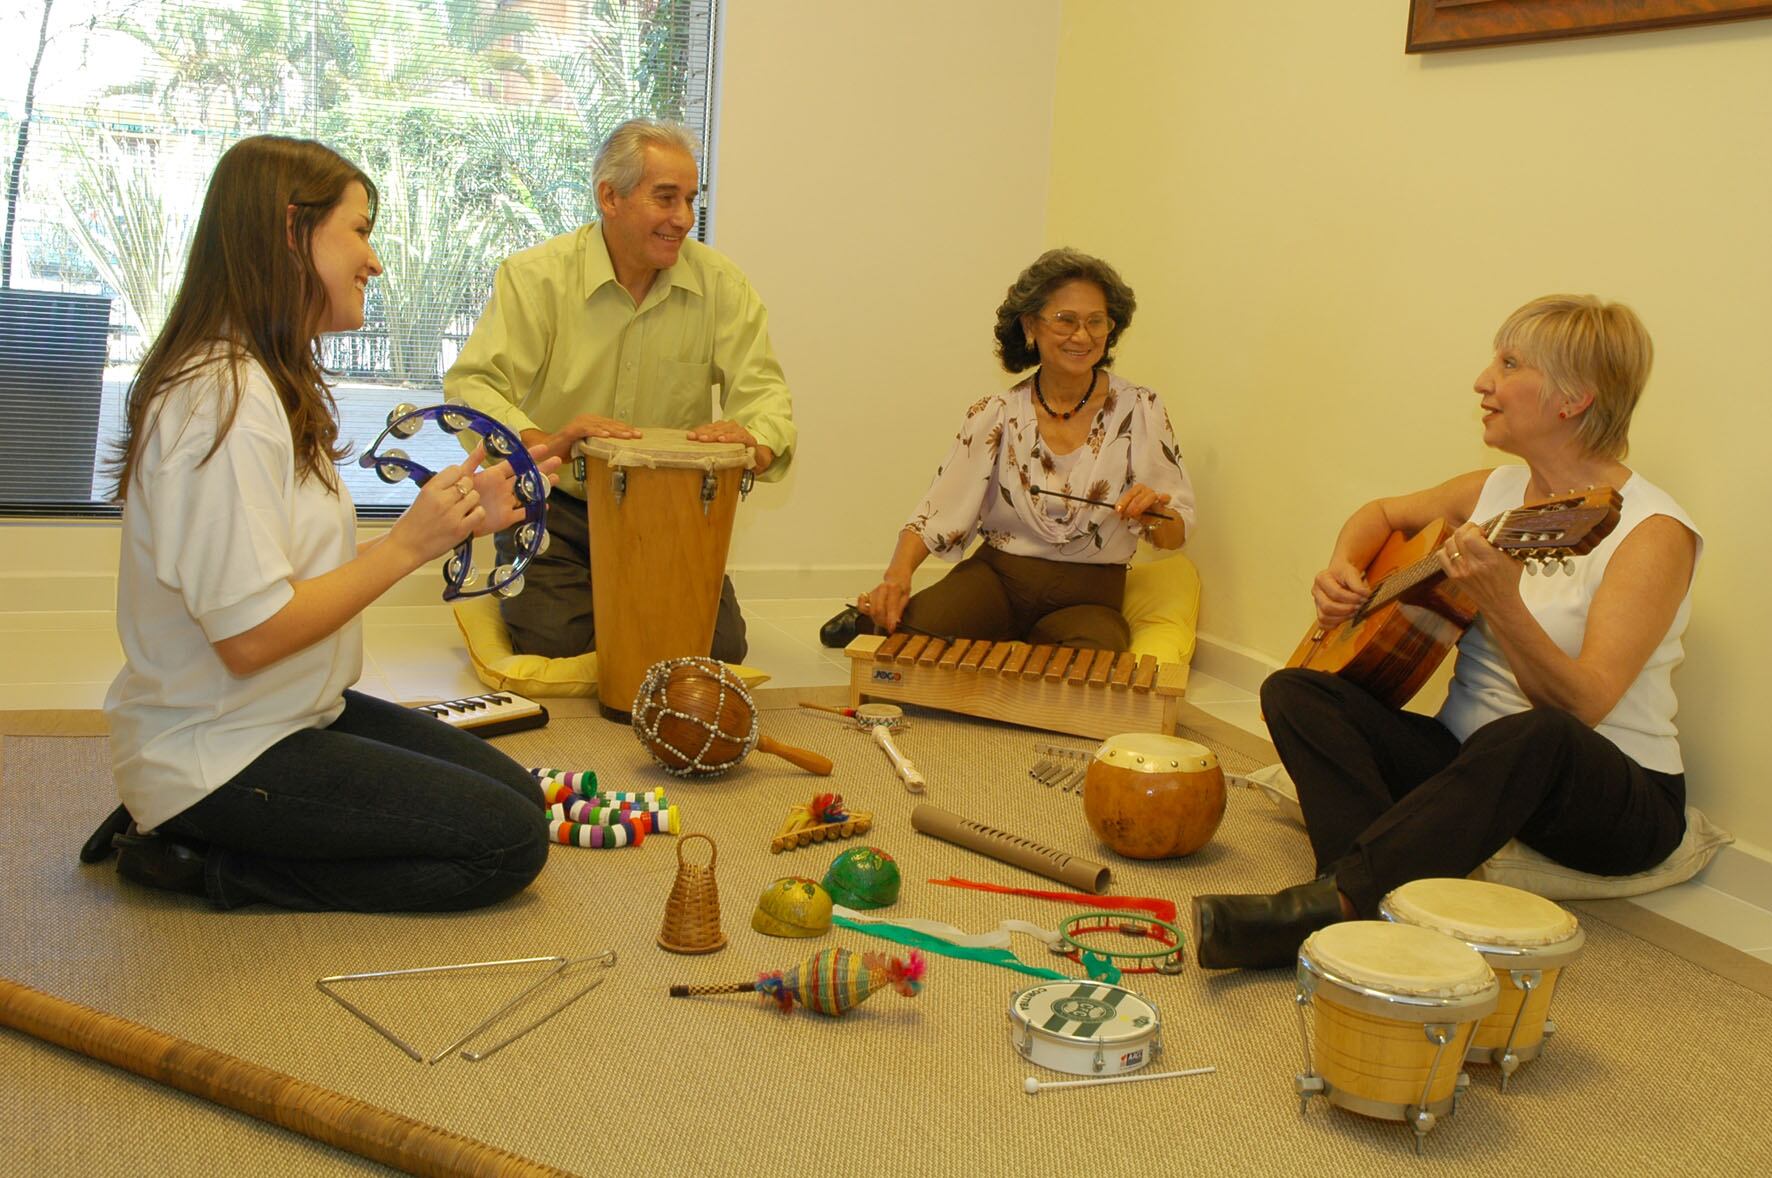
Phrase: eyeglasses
[{"left": 1038, "top": 312, "right": 1114, "bottom": 339}]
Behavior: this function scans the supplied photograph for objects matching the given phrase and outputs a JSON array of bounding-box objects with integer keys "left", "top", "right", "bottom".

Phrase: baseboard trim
[
  {"left": 1698, "top": 840, "right": 1772, "bottom": 913},
  {"left": 1191, "top": 633, "right": 1280, "bottom": 695}
]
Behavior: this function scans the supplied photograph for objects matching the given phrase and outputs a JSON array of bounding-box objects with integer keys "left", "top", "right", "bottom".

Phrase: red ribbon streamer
[{"left": 927, "top": 876, "right": 1178, "bottom": 925}]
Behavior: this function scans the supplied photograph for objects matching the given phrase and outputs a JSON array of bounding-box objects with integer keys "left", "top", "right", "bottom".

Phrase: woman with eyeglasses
[{"left": 821, "top": 248, "right": 1194, "bottom": 651}]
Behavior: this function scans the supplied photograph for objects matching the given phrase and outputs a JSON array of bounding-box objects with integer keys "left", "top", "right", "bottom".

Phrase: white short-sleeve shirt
[{"left": 104, "top": 354, "right": 360, "bottom": 830}]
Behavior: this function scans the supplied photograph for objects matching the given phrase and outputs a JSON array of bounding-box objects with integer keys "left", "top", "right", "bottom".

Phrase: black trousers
[
  {"left": 1260, "top": 668, "right": 1686, "bottom": 917},
  {"left": 495, "top": 489, "right": 747, "bottom": 663},
  {"left": 160, "top": 692, "right": 548, "bottom": 912}
]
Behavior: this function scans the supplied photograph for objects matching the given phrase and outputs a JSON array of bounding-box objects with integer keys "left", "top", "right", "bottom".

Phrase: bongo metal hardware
[{"left": 358, "top": 403, "right": 548, "bottom": 601}]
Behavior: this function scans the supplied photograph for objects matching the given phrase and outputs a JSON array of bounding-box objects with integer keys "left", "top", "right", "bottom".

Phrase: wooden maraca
[{"left": 632, "top": 657, "right": 833, "bottom": 778}]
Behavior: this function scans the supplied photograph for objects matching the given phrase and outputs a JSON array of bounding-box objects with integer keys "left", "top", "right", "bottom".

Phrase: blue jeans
[{"left": 160, "top": 691, "right": 549, "bottom": 912}]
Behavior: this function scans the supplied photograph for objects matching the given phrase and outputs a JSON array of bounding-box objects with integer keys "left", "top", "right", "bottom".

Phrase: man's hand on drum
[
  {"left": 689, "top": 419, "right": 774, "bottom": 472},
  {"left": 546, "top": 414, "right": 642, "bottom": 462},
  {"left": 858, "top": 576, "right": 912, "bottom": 635},
  {"left": 470, "top": 442, "right": 563, "bottom": 536},
  {"left": 1312, "top": 558, "right": 1371, "bottom": 626}
]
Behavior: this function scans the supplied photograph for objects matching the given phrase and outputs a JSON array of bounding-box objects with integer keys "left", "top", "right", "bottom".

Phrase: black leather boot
[
  {"left": 1191, "top": 876, "right": 1345, "bottom": 970},
  {"left": 818, "top": 605, "right": 876, "bottom": 648},
  {"left": 113, "top": 827, "right": 210, "bottom": 899}
]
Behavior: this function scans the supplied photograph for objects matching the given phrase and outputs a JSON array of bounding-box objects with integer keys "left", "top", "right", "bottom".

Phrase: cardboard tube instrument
[{"left": 910, "top": 803, "right": 1111, "bottom": 893}]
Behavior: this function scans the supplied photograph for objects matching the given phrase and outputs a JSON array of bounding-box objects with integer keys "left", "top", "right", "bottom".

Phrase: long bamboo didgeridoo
[{"left": 0, "top": 977, "right": 572, "bottom": 1178}]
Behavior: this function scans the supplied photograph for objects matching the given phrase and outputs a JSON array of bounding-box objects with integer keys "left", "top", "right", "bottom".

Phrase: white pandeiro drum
[
  {"left": 1381, "top": 877, "right": 1585, "bottom": 1088},
  {"left": 1009, "top": 981, "right": 1162, "bottom": 1076}
]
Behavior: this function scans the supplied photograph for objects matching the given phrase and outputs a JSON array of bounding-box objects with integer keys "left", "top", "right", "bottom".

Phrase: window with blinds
[{"left": 0, "top": 0, "right": 716, "bottom": 516}]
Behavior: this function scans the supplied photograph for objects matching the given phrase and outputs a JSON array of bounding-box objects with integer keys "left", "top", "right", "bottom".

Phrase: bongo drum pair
[
  {"left": 1291, "top": 878, "right": 1585, "bottom": 1152},
  {"left": 1382, "top": 877, "right": 1585, "bottom": 1089},
  {"left": 578, "top": 430, "right": 753, "bottom": 718}
]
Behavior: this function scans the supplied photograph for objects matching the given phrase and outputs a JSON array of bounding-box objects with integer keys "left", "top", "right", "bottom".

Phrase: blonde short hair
[{"left": 1493, "top": 294, "right": 1652, "bottom": 460}]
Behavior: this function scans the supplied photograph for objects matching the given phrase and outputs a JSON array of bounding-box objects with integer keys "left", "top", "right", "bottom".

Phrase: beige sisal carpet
[{"left": 2, "top": 690, "right": 1769, "bottom": 1177}]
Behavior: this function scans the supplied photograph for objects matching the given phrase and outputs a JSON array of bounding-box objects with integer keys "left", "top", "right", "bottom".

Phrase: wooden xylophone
[{"left": 844, "top": 633, "right": 1186, "bottom": 740}]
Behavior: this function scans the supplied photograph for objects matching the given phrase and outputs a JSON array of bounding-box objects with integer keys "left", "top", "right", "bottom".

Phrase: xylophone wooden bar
[{"left": 844, "top": 634, "right": 1187, "bottom": 739}]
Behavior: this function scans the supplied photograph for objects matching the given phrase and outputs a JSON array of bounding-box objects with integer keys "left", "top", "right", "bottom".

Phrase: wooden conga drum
[
  {"left": 1082, "top": 733, "right": 1225, "bottom": 859},
  {"left": 578, "top": 430, "right": 752, "bottom": 717},
  {"left": 1294, "top": 921, "right": 1499, "bottom": 1152},
  {"left": 1380, "top": 877, "right": 1585, "bottom": 1089}
]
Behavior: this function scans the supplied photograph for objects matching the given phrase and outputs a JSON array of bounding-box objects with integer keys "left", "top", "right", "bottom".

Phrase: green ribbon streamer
[{"left": 831, "top": 916, "right": 1071, "bottom": 981}]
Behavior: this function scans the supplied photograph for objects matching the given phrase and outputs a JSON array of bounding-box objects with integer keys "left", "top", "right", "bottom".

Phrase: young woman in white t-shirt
[
  {"left": 1192, "top": 295, "right": 1700, "bottom": 969},
  {"left": 91, "top": 135, "right": 560, "bottom": 911}
]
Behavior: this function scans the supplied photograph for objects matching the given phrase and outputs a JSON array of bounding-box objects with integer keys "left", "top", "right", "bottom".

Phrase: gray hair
[
  {"left": 593, "top": 119, "right": 700, "bottom": 198},
  {"left": 993, "top": 248, "right": 1137, "bottom": 373}
]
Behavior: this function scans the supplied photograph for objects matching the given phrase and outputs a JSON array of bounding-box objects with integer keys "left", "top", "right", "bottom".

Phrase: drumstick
[
  {"left": 798, "top": 702, "right": 857, "bottom": 718},
  {"left": 1023, "top": 1067, "right": 1215, "bottom": 1094},
  {"left": 1029, "top": 486, "right": 1178, "bottom": 520},
  {"left": 755, "top": 736, "right": 834, "bottom": 775}
]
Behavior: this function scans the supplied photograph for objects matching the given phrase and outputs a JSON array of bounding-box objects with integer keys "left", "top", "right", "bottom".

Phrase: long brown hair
[{"left": 109, "top": 135, "right": 378, "bottom": 499}]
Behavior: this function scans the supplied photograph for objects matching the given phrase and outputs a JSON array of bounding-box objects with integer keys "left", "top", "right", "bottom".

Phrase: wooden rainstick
[
  {"left": 0, "top": 977, "right": 573, "bottom": 1177},
  {"left": 844, "top": 634, "right": 1186, "bottom": 740}
]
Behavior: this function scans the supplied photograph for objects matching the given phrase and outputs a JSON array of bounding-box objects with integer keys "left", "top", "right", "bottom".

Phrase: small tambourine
[{"left": 357, "top": 404, "right": 549, "bottom": 601}]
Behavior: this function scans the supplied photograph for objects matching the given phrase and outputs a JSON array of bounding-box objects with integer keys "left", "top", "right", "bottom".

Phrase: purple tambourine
[{"left": 357, "top": 403, "right": 549, "bottom": 601}]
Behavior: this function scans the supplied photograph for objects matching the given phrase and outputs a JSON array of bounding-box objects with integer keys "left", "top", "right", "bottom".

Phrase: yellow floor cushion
[
  {"left": 1123, "top": 547, "right": 1201, "bottom": 666},
  {"left": 1243, "top": 761, "right": 1732, "bottom": 901},
  {"left": 451, "top": 596, "right": 771, "bottom": 699}
]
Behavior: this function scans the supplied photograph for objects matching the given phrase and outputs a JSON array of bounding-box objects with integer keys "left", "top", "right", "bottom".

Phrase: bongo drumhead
[
  {"left": 1382, "top": 878, "right": 1579, "bottom": 949},
  {"left": 1304, "top": 921, "right": 1495, "bottom": 1000},
  {"left": 576, "top": 429, "right": 752, "bottom": 470},
  {"left": 1092, "top": 732, "right": 1217, "bottom": 774}
]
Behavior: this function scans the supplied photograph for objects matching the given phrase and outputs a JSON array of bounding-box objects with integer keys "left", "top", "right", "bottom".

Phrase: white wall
[
  {"left": 713, "top": 0, "right": 1062, "bottom": 587},
  {"left": 1041, "top": 4, "right": 1772, "bottom": 849}
]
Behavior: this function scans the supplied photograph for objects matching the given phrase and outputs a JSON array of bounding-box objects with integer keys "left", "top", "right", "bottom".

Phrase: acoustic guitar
[{"left": 1284, "top": 486, "right": 1622, "bottom": 708}]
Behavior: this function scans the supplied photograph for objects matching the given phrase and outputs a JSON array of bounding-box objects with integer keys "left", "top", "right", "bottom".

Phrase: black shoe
[
  {"left": 113, "top": 828, "right": 210, "bottom": 899},
  {"left": 80, "top": 804, "right": 133, "bottom": 864},
  {"left": 819, "top": 605, "right": 875, "bottom": 648},
  {"left": 1191, "top": 876, "right": 1344, "bottom": 970}
]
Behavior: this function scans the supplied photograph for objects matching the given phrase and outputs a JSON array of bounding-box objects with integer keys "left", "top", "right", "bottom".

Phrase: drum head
[
  {"left": 1382, "top": 878, "right": 1579, "bottom": 948},
  {"left": 1092, "top": 732, "right": 1217, "bottom": 774},
  {"left": 576, "top": 428, "right": 751, "bottom": 469},
  {"left": 1010, "top": 982, "right": 1158, "bottom": 1046},
  {"left": 1304, "top": 921, "right": 1495, "bottom": 999}
]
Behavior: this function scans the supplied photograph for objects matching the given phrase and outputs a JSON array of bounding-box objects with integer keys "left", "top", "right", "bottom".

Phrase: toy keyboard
[{"left": 413, "top": 692, "right": 549, "bottom": 738}]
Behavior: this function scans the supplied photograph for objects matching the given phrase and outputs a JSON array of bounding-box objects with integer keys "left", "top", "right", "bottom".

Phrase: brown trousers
[{"left": 899, "top": 545, "right": 1129, "bottom": 651}]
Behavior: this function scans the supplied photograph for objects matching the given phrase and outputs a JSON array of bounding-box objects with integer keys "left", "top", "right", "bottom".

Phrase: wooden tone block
[
  {"left": 1044, "top": 647, "right": 1076, "bottom": 681},
  {"left": 980, "top": 643, "right": 1013, "bottom": 675},
  {"left": 1022, "top": 645, "right": 1055, "bottom": 679},
  {"left": 876, "top": 632, "right": 912, "bottom": 662},
  {"left": 917, "top": 638, "right": 947, "bottom": 666},
  {"left": 896, "top": 635, "right": 930, "bottom": 665},
  {"left": 937, "top": 640, "right": 970, "bottom": 670}
]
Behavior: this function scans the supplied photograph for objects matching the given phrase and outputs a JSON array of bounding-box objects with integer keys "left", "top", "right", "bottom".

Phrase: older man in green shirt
[{"left": 445, "top": 119, "right": 795, "bottom": 666}]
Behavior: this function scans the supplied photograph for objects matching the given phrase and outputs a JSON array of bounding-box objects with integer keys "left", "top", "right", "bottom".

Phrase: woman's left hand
[
  {"left": 471, "top": 443, "right": 562, "bottom": 537},
  {"left": 1114, "top": 483, "right": 1171, "bottom": 528},
  {"left": 1437, "top": 522, "right": 1523, "bottom": 613}
]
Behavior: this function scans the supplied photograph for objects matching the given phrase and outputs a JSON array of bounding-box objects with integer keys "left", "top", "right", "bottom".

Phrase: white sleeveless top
[{"left": 1437, "top": 466, "right": 1701, "bottom": 774}]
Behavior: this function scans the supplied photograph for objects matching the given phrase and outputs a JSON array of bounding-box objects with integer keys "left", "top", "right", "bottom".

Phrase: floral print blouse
[{"left": 905, "top": 372, "right": 1196, "bottom": 565}]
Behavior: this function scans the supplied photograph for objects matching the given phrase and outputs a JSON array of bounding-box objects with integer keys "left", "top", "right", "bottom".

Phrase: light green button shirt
[{"left": 444, "top": 222, "right": 795, "bottom": 498}]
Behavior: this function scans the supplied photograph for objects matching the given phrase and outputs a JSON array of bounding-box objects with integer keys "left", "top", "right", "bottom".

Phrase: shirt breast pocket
[{"left": 644, "top": 357, "right": 715, "bottom": 427}]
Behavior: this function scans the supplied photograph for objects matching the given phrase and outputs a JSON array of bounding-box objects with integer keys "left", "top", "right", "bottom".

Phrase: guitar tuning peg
[
  {"left": 1562, "top": 557, "right": 1576, "bottom": 576},
  {"left": 1524, "top": 558, "right": 1540, "bottom": 576}
]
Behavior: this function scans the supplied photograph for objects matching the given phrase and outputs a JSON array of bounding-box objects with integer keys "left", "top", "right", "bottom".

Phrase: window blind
[{"left": 0, "top": 0, "right": 716, "bottom": 515}]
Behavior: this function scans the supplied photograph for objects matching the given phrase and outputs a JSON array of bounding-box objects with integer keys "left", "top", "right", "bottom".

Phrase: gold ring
[
  {"left": 454, "top": 477, "right": 473, "bottom": 498},
  {"left": 1450, "top": 549, "right": 1462, "bottom": 560}
]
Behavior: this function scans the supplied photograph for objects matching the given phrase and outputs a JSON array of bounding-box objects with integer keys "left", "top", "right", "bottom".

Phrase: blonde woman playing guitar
[{"left": 1193, "top": 295, "right": 1701, "bottom": 969}]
